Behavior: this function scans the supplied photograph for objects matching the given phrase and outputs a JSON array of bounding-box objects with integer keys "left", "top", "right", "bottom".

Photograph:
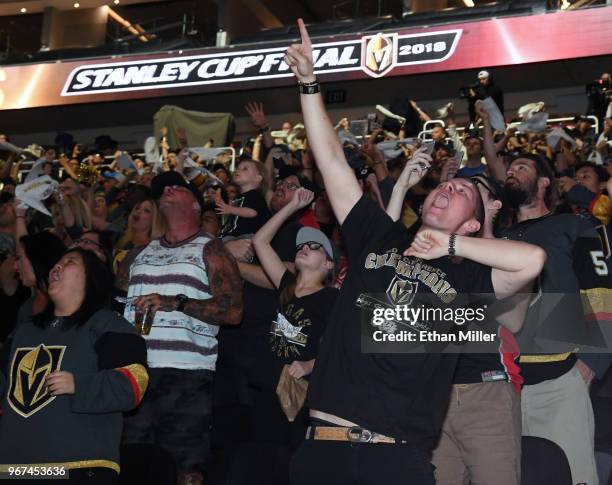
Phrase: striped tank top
[{"left": 124, "top": 232, "right": 218, "bottom": 370}]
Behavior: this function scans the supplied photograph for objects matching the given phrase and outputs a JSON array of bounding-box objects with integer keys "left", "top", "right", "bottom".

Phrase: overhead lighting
[
  {"left": 74, "top": 2, "right": 80, "bottom": 8},
  {"left": 20, "top": 7, "right": 27, "bottom": 13},
  {"left": 113, "top": 0, "right": 120, "bottom": 4},
  {"left": 463, "top": 0, "right": 475, "bottom": 6}
]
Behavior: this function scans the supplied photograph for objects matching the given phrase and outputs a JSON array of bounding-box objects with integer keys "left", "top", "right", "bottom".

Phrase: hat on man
[
  {"left": 478, "top": 70, "right": 490, "bottom": 79},
  {"left": 151, "top": 170, "right": 205, "bottom": 212}
]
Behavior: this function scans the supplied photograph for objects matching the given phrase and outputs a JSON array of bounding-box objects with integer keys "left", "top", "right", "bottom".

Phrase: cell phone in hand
[{"left": 423, "top": 141, "right": 435, "bottom": 156}]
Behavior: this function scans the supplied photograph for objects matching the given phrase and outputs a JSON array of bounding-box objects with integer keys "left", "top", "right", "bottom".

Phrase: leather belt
[{"left": 306, "top": 425, "right": 405, "bottom": 444}]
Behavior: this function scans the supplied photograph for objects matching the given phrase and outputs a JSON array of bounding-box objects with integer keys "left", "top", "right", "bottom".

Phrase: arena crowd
[{"left": 0, "top": 19, "right": 611, "bottom": 485}]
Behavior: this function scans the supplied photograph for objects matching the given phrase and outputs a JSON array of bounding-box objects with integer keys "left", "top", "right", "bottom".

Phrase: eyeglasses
[{"left": 275, "top": 180, "right": 299, "bottom": 191}]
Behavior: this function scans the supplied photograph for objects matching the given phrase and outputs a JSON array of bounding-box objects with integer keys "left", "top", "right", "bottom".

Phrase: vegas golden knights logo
[
  {"left": 361, "top": 33, "right": 398, "bottom": 78},
  {"left": 386, "top": 275, "right": 418, "bottom": 306},
  {"left": 8, "top": 344, "right": 66, "bottom": 418}
]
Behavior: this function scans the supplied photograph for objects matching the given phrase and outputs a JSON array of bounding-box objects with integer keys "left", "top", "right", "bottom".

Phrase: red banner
[{"left": 0, "top": 7, "right": 610, "bottom": 110}]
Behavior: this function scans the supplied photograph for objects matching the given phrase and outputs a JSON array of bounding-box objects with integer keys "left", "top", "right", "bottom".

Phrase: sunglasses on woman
[
  {"left": 296, "top": 241, "right": 323, "bottom": 251},
  {"left": 296, "top": 241, "right": 332, "bottom": 260}
]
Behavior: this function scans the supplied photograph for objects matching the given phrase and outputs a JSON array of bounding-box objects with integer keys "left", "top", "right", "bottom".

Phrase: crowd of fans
[{"left": 0, "top": 20, "right": 610, "bottom": 485}]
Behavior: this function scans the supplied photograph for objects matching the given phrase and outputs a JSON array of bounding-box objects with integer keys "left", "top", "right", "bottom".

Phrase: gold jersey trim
[
  {"left": 0, "top": 459, "right": 120, "bottom": 473},
  {"left": 519, "top": 349, "right": 578, "bottom": 364}
]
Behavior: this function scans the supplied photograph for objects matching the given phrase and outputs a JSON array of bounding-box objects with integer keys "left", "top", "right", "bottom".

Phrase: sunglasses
[
  {"left": 296, "top": 241, "right": 332, "bottom": 259},
  {"left": 471, "top": 177, "right": 497, "bottom": 200}
]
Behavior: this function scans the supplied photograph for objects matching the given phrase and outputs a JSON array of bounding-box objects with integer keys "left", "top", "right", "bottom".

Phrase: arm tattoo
[
  {"left": 183, "top": 238, "right": 243, "bottom": 326},
  {"left": 116, "top": 246, "right": 147, "bottom": 292}
]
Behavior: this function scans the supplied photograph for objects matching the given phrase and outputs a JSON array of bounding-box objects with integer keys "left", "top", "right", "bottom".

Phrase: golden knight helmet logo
[
  {"left": 386, "top": 275, "right": 418, "bottom": 306},
  {"left": 361, "top": 33, "right": 398, "bottom": 78},
  {"left": 8, "top": 344, "right": 66, "bottom": 418}
]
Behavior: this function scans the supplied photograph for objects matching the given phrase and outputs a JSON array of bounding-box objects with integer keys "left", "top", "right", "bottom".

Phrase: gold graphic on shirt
[
  {"left": 8, "top": 344, "right": 66, "bottom": 418},
  {"left": 364, "top": 249, "right": 457, "bottom": 303},
  {"left": 387, "top": 275, "right": 418, "bottom": 306}
]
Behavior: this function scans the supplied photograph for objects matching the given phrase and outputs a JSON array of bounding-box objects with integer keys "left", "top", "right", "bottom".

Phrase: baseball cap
[
  {"left": 296, "top": 226, "right": 334, "bottom": 261},
  {"left": 151, "top": 170, "right": 205, "bottom": 212},
  {"left": 478, "top": 70, "right": 490, "bottom": 79}
]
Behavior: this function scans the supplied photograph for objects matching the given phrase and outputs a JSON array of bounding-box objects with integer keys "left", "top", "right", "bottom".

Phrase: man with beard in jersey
[
  {"left": 284, "top": 19, "right": 546, "bottom": 485},
  {"left": 502, "top": 153, "right": 612, "bottom": 485}
]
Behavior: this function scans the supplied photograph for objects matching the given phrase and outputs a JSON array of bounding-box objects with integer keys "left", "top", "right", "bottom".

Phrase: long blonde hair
[
  {"left": 65, "top": 194, "right": 92, "bottom": 230},
  {"left": 116, "top": 198, "right": 165, "bottom": 249}
]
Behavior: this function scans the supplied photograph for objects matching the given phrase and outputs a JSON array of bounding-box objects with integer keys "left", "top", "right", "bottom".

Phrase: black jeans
[{"left": 290, "top": 439, "right": 435, "bottom": 485}]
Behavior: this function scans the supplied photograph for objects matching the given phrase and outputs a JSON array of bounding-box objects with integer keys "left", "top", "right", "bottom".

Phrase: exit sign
[{"left": 325, "top": 89, "right": 347, "bottom": 104}]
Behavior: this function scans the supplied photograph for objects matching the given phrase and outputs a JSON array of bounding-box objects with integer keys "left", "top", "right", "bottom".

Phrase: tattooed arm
[
  {"left": 134, "top": 239, "right": 243, "bottom": 326},
  {"left": 115, "top": 245, "right": 146, "bottom": 292}
]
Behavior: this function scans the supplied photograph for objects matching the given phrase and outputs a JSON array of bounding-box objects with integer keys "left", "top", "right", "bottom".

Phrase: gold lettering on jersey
[
  {"left": 8, "top": 344, "right": 66, "bottom": 418},
  {"left": 363, "top": 250, "right": 457, "bottom": 303}
]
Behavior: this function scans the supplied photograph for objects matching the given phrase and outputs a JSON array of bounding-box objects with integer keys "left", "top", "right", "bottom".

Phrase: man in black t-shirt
[{"left": 285, "top": 20, "right": 546, "bottom": 485}]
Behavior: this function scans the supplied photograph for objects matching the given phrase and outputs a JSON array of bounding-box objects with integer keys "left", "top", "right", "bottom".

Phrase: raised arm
[
  {"left": 285, "top": 19, "right": 362, "bottom": 225},
  {"left": 404, "top": 230, "right": 546, "bottom": 298},
  {"left": 386, "top": 147, "right": 431, "bottom": 221},
  {"left": 476, "top": 100, "right": 507, "bottom": 182},
  {"left": 245, "top": 102, "right": 274, "bottom": 149},
  {"left": 252, "top": 188, "right": 313, "bottom": 288}
]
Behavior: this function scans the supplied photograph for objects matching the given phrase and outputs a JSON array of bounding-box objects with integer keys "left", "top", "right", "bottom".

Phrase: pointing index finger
[{"left": 297, "top": 18, "right": 311, "bottom": 48}]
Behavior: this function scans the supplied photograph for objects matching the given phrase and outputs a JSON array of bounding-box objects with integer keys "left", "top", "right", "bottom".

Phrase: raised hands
[
  {"left": 289, "top": 187, "right": 315, "bottom": 211},
  {"left": 245, "top": 101, "right": 267, "bottom": 129},
  {"left": 475, "top": 100, "right": 489, "bottom": 123},
  {"left": 440, "top": 157, "right": 460, "bottom": 183},
  {"left": 397, "top": 146, "right": 432, "bottom": 190},
  {"left": 284, "top": 19, "right": 316, "bottom": 84}
]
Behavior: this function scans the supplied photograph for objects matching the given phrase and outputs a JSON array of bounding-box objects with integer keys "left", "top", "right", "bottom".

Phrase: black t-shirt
[
  {"left": 217, "top": 221, "right": 302, "bottom": 364},
  {"left": 221, "top": 189, "right": 271, "bottom": 238},
  {"left": 502, "top": 213, "right": 602, "bottom": 384},
  {"left": 254, "top": 271, "right": 338, "bottom": 391},
  {"left": 307, "top": 196, "right": 493, "bottom": 449}
]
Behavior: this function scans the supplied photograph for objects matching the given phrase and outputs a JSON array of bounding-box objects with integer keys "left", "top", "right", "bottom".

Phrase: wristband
[
  {"left": 298, "top": 78, "right": 320, "bottom": 95},
  {"left": 448, "top": 233, "right": 457, "bottom": 256},
  {"left": 258, "top": 124, "right": 270, "bottom": 133}
]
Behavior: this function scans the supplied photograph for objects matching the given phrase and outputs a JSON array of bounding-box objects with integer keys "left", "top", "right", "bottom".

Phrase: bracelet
[
  {"left": 448, "top": 233, "right": 457, "bottom": 256},
  {"left": 298, "top": 77, "right": 320, "bottom": 95},
  {"left": 258, "top": 124, "right": 270, "bottom": 133}
]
